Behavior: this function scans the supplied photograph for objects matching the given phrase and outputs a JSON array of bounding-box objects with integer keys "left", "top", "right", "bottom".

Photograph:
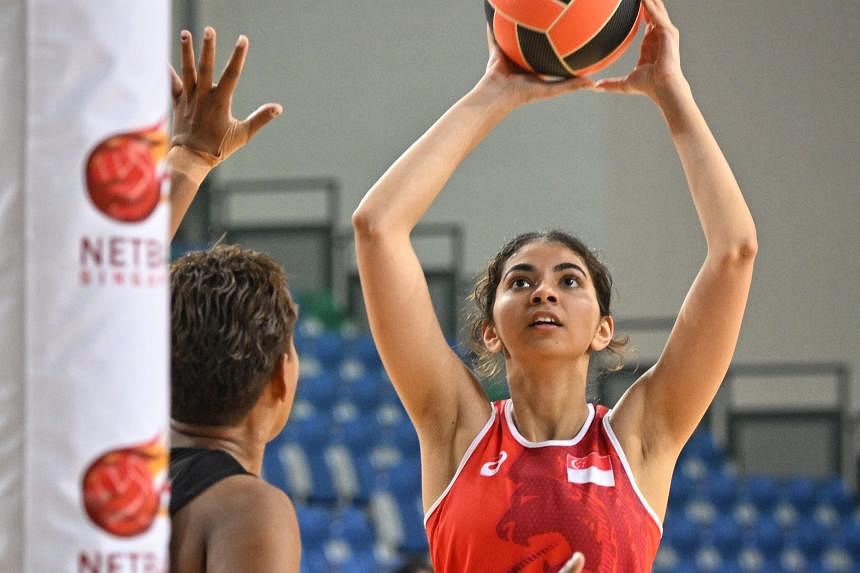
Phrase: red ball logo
[
  {"left": 82, "top": 437, "right": 167, "bottom": 537},
  {"left": 85, "top": 121, "right": 167, "bottom": 223}
]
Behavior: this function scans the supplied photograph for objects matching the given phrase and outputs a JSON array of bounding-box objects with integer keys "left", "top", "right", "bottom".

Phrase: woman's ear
[
  {"left": 482, "top": 320, "right": 503, "bottom": 354},
  {"left": 591, "top": 315, "right": 614, "bottom": 352}
]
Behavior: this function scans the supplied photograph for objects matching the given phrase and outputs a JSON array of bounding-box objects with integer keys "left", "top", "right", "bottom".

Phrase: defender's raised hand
[
  {"left": 167, "top": 27, "right": 282, "bottom": 239},
  {"left": 169, "top": 27, "right": 282, "bottom": 163}
]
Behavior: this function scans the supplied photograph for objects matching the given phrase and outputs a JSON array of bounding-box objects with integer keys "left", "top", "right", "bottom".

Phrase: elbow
[
  {"left": 352, "top": 196, "right": 412, "bottom": 240},
  {"left": 351, "top": 206, "right": 371, "bottom": 236},
  {"left": 713, "top": 234, "right": 758, "bottom": 268},
  {"left": 352, "top": 205, "right": 386, "bottom": 239},
  {"left": 351, "top": 205, "right": 384, "bottom": 240}
]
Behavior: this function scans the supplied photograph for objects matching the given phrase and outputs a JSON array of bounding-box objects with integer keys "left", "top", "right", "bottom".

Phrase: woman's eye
[
  {"left": 511, "top": 277, "right": 531, "bottom": 289},
  {"left": 562, "top": 276, "right": 579, "bottom": 288}
]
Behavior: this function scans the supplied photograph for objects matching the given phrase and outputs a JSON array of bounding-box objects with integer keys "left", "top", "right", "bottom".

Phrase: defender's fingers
[
  {"left": 217, "top": 35, "right": 249, "bottom": 98},
  {"left": 242, "top": 103, "right": 284, "bottom": 140},
  {"left": 197, "top": 26, "right": 216, "bottom": 93},
  {"left": 179, "top": 30, "right": 197, "bottom": 95},
  {"left": 169, "top": 65, "right": 183, "bottom": 101}
]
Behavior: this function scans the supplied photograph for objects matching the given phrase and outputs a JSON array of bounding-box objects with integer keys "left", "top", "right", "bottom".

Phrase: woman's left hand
[{"left": 594, "top": 0, "right": 686, "bottom": 102}]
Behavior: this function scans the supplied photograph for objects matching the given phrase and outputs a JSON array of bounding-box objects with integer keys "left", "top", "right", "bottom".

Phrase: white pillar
[
  {"left": 0, "top": 0, "right": 27, "bottom": 569},
  {"left": 1, "top": 1, "right": 171, "bottom": 571}
]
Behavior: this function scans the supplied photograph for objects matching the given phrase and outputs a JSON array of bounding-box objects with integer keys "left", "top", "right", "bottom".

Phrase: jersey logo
[
  {"left": 480, "top": 451, "right": 508, "bottom": 477},
  {"left": 566, "top": 452, "right": 615, "bottom": 487}
]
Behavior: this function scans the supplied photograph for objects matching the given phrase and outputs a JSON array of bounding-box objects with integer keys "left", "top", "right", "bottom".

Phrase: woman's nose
[{"left": 531, "top": 283, "right": 557, "bottom": 304}]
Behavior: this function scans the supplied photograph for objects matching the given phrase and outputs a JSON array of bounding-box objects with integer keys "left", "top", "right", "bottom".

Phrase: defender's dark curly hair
[
  {"left": 466, "top": 230, "right": 628, "bottom": 379},
  {"left": 170, "top": 245, "right": 298, "bottom": 426}
]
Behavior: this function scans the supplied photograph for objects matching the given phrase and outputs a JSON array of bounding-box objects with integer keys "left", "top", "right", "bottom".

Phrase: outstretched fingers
[
  {"left": 169, "top": 65, "right": 183, "bottom": 102},
  {"left": 179, "top": 30, "right": 197, "bottom": 98},
  {"left": 217, "top": 35, "right": 249, "bottom": 98},
  {"left": 242, "top": 103, "right": 284, "bottom": 140},
  {"left": 196, "top": 26, "right": 216, "bottom": 95}
]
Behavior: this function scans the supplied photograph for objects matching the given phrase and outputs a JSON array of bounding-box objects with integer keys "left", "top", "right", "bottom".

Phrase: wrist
[
  {"left": 465, "top": 77, "right": 520, "bottom": 116},
  {"left": 651, "top": 75, "right": 693, "bottom": 111},
  {"left": 166, "top": 145, "right": 218, "bottom": 188}
]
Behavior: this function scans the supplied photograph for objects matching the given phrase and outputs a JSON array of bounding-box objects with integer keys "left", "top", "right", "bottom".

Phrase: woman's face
[{"left": 484, "top": 241, "right": 612, "bottom": 366}]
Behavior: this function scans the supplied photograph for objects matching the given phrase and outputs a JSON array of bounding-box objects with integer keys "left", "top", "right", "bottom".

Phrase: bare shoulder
[
  {"left": 210, "top": 474, "right": 296, "bottom": 515},
  {"left": 200, "top": 476, "right": 301, "bottom": 573}
]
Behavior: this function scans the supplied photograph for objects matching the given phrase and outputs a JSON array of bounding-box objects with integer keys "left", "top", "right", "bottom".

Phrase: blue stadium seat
[
  {"left": 331, "top": 507, "right": 376, "bottom": 549},
  {"left": 680, "top": 431, "right": 725, "bottom": 471},
  {"left": 744, "top": 475, "right": 779, "bottom": 514},
  {"left": 271, "top": 415, "right": 338, "bottom": 504},
  {"left": 311, "top": 331, "right": 346, "bottom": 369},
  {"left": 783, "top": 477, "right": 818, "bottom": 515},
  {"left": 702, "top": 470, "right": 737, "bottom": 512},
  {"left": 669, "top": 472, "right": 696, "bottom": 508},
  {"left": 792, "top": 519, "right": 829, "bottom": 560},
  {"left": 329, "top": 416, "right": 380, "bottom": 503},
  {"left": 663, "top": 515, "right": 700, "bottom": 559},
  {"left": 750, "top": 516, "right": 784, "bottom": 561},
  {"left": 349, "top": 333, "right": 383, "bottom": 370},
  {"left": 369, "top": 459, "right": 427, "bottom": 554},
  {"left": 344, "top": 373, "right": 383, "bottom": 412},
  {"left": 296, "top": 505, "right": 330, "bottom": 550},
  {"left": 821, "top": 477, "right": 855, "bottom": 517},
  {"left": 840, "top": 518, "right": 860, "bottom": 559},
  {"left": 295, "top": 370, "right": 340, "bottom": 413},
  {"left": 390, "top": 417, "right": 421, "bottom": 459},
  {"left": 710, "top": 516, "right": 743, "bottom": 560}
]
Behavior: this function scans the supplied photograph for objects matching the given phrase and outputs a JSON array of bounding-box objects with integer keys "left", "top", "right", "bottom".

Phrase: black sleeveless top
[{"left": 169, "top": 447, "right": 253, "bottom": 516}]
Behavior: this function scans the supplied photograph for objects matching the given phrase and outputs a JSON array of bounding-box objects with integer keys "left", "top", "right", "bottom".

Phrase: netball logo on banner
[{"left": 80, "top": 120, "right": 169, "bottom": 288}]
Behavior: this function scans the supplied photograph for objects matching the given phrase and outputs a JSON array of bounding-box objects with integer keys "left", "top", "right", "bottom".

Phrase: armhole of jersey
[
  {"left": 602, "top": 411, "right": 664, "bottom": 535},
  {"left": 423, "top": 404, "right": 498, "bottom": 526}
]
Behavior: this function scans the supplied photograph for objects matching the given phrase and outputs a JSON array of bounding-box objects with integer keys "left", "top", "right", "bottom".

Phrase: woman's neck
[
  {"left": 505, "top": 358, "right": 591, "bottom": 443},
  {"left": 170, "top": 420, "right": 267, "bottom": 476}
]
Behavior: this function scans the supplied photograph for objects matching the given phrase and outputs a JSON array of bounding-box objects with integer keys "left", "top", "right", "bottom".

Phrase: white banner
[
  {"left": 0, "top": 0, "right": 26, "bottom": 570},
  {"left": 5, "top": 1, "right": 171, "bottom": 571}
]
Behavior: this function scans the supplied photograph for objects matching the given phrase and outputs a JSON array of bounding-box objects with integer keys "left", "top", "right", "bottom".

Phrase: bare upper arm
[
  {"left": 352, "top": 229, "right": 490, "bottom": 441},
  {"left": 204, "top": 477, "right": 300, "bottom": 573},
  {"left": 611, "top": 252, "right": 755, "bottom": 513}
]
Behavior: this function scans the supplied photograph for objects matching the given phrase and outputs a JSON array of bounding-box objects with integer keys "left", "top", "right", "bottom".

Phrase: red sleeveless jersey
[{"left": 425, "top": 400, "right": 662, "bottom": 572}]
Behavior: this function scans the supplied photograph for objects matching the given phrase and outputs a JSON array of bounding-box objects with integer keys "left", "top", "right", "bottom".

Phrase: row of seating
[{"left": 275, "top": 313, "right": 859, "bottom": 571}]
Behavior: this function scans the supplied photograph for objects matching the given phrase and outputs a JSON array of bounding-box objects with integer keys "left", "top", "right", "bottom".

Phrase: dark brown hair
[
  {"left": 466, "top": 230, "right": 627, "bottom": 379},
  {"left": 170, "top": 245, "right": 298, "bottom": 426}
]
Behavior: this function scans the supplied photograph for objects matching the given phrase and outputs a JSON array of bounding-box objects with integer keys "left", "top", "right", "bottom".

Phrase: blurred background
[{"left": 170, "top": 1, "right": 860, "bottom": 571}]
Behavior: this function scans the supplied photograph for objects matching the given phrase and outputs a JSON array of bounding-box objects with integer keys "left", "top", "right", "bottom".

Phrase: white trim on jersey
[
  {"left": 602, "top": 412, "right": 664, "bottom": 534},
  {"left": 423, "top": 404, "right": 498, "bottom": 526},
  {"left": 504, "top": 399, "right": 595, "bottom": 448}
]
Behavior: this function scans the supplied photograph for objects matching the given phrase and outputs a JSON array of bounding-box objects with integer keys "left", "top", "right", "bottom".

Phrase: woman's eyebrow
[
  {"left": 503, "top": 263, "right": 535, "bottom": 278},
  {"left": 554, "top": 262, "right": 587, "bottom": 276}
]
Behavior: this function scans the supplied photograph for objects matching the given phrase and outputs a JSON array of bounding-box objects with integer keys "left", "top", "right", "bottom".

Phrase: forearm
[
  {"left": 353, "top": 82, "right": 515, "bottom": 236},
  {"left": 657, "top": 80, "right": 757, "bottom": 259},
  {"left": 166, "top": 146, "right": 216, "bottom": 241}
]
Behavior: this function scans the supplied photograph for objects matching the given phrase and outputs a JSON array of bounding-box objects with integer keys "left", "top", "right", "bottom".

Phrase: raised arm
[
  {"left": 351, "top": 31, "right": 593, "bottom": 467},
  {"left": 167, "top": 27, "right": 282, "bottom": 241},
  {"left": 601, "top": 0, "right": 757, "bottom": 466}
]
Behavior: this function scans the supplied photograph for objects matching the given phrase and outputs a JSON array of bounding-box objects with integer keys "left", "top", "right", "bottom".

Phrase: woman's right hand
[
  {"left": 474, "top": 26, "right": 594, "bottom": 109},
  {"left": 558, "top": 552, "right": 585, "bottom": 573}
]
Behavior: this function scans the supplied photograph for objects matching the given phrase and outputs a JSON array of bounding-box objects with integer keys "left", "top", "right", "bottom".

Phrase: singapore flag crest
[{"left": 566, "top": 453, "right": 615, "bottom": 487}]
